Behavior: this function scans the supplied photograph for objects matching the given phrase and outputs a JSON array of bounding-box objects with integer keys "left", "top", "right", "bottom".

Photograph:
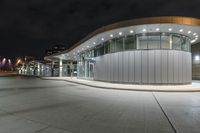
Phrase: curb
[{"left": 39, "top": 77, "right": 200, "bottom": 93}]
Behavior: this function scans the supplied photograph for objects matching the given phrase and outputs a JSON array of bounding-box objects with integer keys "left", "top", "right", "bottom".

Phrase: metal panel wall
[
  {"left": 155, "top": 50, "right": 162, "bottom": 83},
  {"left": 161, "top": 50, "right": 168, "bottom": 83},
  {"left": 148, "top": 50, "right": 155, "bottom": 83},
  {"left": 134, "top": 51, "right": 142, "bottom": 83},
  {"left": 123, "top": 52, "right": 129, "bottom": 83},
  {"left": 113, "top": 53, "right": 119, "bottom": 82},
  {"left": 173, "top": 51, "right": 179, "bottom": 83},
  {"left": 118, "top": 52, "right": 123, "bottom": 82},
  {"left": 93, "top": 50, "right": 191, "bottom": 84},
  {"left": 129, "top": 51, "right": 135, "bottom": 83},
  {"left": 178, "top": 51, "right": 183, "bottom": 83},
  {"left": 168, "top": 51, "right": 174, "bottom": 83},
  {"left": 142, "top": 51, "right": 148, "bottom": 83}
]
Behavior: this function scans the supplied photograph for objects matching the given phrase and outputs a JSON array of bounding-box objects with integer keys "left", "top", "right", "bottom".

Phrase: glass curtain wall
[
  {"left": 78, "top": 33, "right": 191, "bottom": 79},
  {"left": 78, "top": 50, "right": 94, "bottom": 79}
]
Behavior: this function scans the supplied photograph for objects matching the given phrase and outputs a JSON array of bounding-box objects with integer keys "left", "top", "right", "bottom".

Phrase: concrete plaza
[{"left": 0, "top": 76, "right": 200, "bottom": 133}]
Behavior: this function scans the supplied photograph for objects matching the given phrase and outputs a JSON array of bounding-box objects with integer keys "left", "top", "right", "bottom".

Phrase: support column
[
  {"left": 51, "top": 61, "right": 55, "bottom": 77},
  {"left": 59, "top": 59, "right": 63, "bottom": 77},
  {"left": 70, "top": 62, "right": 74, "bottom": 78},
  {"left": 37, "top": 63, "right": 40, "bottom": 76}
]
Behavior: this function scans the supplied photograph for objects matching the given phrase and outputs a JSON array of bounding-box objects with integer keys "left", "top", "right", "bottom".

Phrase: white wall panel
[
  {"left": 110, "top": 54, "right": 114, "bottom": 82},
  {"left": 182, "top": 53, "right": 187, "bottom": 83},
  {"left": 113, "top": 53, "right": 119, "bottom": 82},
  {"left": 135, "top": 51, "right": 142, "bottom": 83},
  {"left": 155, "top": 50, "right": 162, "bottom": 83},
  {"left": 123, "top": 52, "right": 129, "bottom": 82},
  {"left": 168, "top": 51, "right": 174, "bottom": 83},
  {"left": 161, "top": 50, "right": 168, "bottom": 83},
  {"left": 129, "top": 51, "right": 135, "bottom": 83},
  {"left": 173, "top": 51, "right": 179, "bottom": 83},
  {"left": 148, "top": 50, "right": 155, "bottom": 83},
  {"left": 118, "top": 52, "right": 123, "bottom": 82},
  {"left": 178, "top": 51, "right": 183, "bottom": 83},
  {"left": 142, "top": 51, "right": 148, "bottom": 83},
  {"left": 94, "top": 50, "right": 191, "bottom": 84}
]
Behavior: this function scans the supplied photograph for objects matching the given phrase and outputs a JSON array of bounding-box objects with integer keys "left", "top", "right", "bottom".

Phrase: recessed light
[
  {"left": 195, "top": 55, "right": 200, "bottom": 61},
  {"left": 119, "top": 32, "right": 122, "bottom": 35},
  {"left": 168, "top": 28, "right": 172, "bottom": 31},
  {"left": 193, "top": 33, "right": 197, "bottom": 36},
  {"left": 93, "top": 42, "right": 96, "bottom": 44},
  {"left": 191, "top": 40, "right": 196, "bottom": 43},
  {"left": 142, "top": 29, "right": 146, "bottom": 32},
  {"left": 130, "top": 30, "right": 134, "bottom": 33},
  {"left": 188, "top": 31, "right": 191, "bottom": 34},
  {"left": 156, "top": 28, "right": 160, "bottom": 31},
  {"left": 110, "top": 34, "right": 113, "bottom": 37},
  {"left": 87, "top": 45, "right": 90, "bottom": 48},
  {"left": 101, "top": 38, "right": 104, "bottom": 41},
  {"left": 179, "top": 29, "right": 183, "bottom": 32}
]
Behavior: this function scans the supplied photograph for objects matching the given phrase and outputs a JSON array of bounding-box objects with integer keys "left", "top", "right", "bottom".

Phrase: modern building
[{"left": 43, "top": 16, "right": 200, "bottom": 84}]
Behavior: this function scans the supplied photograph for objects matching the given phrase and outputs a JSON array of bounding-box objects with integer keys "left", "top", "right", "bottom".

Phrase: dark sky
[{"left": 0, "top": 0, "right": 200, "bottom": 59}]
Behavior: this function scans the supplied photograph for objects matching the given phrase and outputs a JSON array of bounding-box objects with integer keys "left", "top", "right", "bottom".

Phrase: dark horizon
[{"left": 1, "top": 0, "right": 200, "bottom": 59}]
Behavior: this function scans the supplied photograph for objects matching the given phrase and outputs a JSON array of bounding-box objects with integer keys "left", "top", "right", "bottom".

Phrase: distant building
[{"left": 45, "top": 44, "right": 67, "bottom": 56}]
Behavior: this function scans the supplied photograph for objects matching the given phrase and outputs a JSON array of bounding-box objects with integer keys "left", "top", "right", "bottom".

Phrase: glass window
[
  {"left": 115, "top": 37, "right": 124, "bottom": 52},
  {"left": 94, "top": 45, "right": 104, "bottom": 57},
  {"left": 187, "top": 38, "right": 191, "bottom": 52},
  {"left": 172, "top": 35, "right": 181, "bottom": 50},
  {"left": 104, "top": 41, "right": 110, "bottom": 54},
  {"left": 137, "top": 35, "right": 148, "bottom": 49},
  {"left": 124, "top": 35, "right": 135, "bottom": 50},
  {"left": 110, "top": 39, "right": 115, "bottom": 53},
  {"left": 181, "top": 36, "right": 188, "bottom": 51},
  {"left": 148, "top": 35, "right": 161, "bottom": 49},
  {"left": 161, "top": 34, "right": 171, "bottom": 49}
]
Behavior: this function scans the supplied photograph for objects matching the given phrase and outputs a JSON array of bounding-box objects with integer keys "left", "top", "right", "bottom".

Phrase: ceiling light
[
  {"left": 87, "top": 45, "right": 90, "bottom": 48},
  {"left": 130, "top": 30, "right": 134, "bottom": 33},
  {"left": 188, "top": 31, "right": 191, "bottom": 34},
  {"left": 179, "top": 29, "right": 183, "bottom": 32},
  {"left": 168, "top": 28, "right": 172, "bottom": 31},
  {"left": 193, "top": 33, "right": 197, "bottom": 36},
  {"left": 93, "top": 42, "right": 96, "bottom": 44},
  {"left": 110, "top": 34, "right": 113, "bottom": 37},
  {"left": 191, "top": 40, "right": 196, "bottom": 43},
  {"left": 101, "top": 38, "right": 104, "bottom": 41},
  {"left": 119, "top": 32, "right": 122, "bottom": 35},
  {"left": 156, "top": 28, "right": 160, "bottom": 31},
  {"left": 142, "top": 29, "right": 146, "bottom": 32},
  {"left": 195, "top": 55, "right": 200, "bottom": 61}
]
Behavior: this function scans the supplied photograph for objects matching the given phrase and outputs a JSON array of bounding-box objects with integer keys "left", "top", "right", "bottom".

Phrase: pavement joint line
[
  {"left": 39, "top": 77, "right": 200, "bottom": 93},
  {"left": 0, "top": 107, "right": 74, "bottom": 133},
  {"left": 152, "top": 92, "right": 178, "bottom": 133},
  {"left": 35, "top": 125, "right": 49, "bottom": 133}
]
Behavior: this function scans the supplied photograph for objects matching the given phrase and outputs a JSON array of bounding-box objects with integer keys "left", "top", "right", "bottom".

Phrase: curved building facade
[{"left": 45, "top": 16, "right": 200, "bottom": 84}]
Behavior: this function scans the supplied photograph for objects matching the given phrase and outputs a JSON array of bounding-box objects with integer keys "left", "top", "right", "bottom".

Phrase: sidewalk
[{"left": 41, "top": 77, "right": 200, "bottom": 92}]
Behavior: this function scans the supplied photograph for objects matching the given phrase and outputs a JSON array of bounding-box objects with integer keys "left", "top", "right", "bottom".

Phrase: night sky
[{"left": 0, "top": 0, "right": 200, "bottom": 59}]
